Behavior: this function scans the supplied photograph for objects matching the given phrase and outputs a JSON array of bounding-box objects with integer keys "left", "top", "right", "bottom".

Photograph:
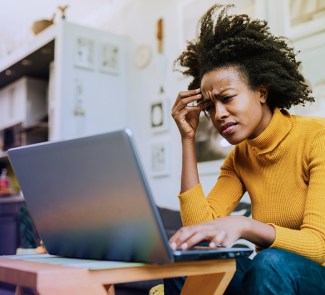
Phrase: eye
[
  {"left": 221, "top": 95, "right": 234, "bottom": 103},
  {"left": 204, "top": 102, "right": 215, "bottom": 113}
]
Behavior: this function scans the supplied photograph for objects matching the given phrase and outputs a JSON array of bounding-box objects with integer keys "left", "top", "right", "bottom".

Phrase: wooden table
[{"left": 0, "top": 255, "right": 236, "bottom": 295}]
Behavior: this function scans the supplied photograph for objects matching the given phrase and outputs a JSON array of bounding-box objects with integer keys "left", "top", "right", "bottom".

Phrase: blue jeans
[{"left": 164, "top": 249, "right": 325, "bottom": 294}]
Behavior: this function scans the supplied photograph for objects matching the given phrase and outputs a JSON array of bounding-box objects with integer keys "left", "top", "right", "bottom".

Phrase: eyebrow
[{"left": 202, "top": 88, "right": 233, "bottom": 101}]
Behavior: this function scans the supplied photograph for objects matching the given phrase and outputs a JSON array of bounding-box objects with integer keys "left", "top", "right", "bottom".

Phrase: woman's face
[{"left": 200, "top": 66, "right": 272, "bottom": 145}]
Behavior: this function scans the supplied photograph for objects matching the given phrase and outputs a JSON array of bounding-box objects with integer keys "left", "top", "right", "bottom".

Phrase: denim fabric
[{"left": 164, "top": 249, "right": 325, "bottom": 295}]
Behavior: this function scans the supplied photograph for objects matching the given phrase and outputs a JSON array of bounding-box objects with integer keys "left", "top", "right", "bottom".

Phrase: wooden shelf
[
  {"left": 0, "top": 194, "right": 23, "bottom": 203},
  {"left": 0, "top": 151, "right": 8, "bottom": 160},
  {"left": 0, "top": 26, "right": 56, "bottom": 89}
]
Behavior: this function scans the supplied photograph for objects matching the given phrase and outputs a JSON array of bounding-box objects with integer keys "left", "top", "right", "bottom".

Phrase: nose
[{"left": 214, "top": 101, "right": 229, "bottom": 121}]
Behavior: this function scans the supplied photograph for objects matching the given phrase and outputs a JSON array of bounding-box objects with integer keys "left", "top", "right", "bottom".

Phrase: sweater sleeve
[
  {"left": 178, "top": 150, "right": 245, "bottom": 226},
  {"left": 269, "top": 132, "right": 325, "bottom": 265}
]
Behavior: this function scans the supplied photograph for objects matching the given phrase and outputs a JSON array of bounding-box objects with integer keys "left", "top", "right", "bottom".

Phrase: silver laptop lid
[{"left": 8, "top": 129, "right": 173, "bottom": 263}]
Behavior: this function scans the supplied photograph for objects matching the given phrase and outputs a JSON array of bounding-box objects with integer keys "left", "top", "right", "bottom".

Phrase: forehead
[{"left": 200, "top": 67, "right": 247, "bottom": 93}]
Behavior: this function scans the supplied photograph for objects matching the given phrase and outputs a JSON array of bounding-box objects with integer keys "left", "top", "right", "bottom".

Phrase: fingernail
[
  {"left": 170, "top": 242, "right": 177, "bottom": 250},
  {"left": 209, "top": 242, "right": 216, "bottom": 248},
  {"left": 181, "top": 243, "right": 188, "bottom": 250}
]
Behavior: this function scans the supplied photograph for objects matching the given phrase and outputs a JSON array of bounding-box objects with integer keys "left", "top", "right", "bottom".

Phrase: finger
[
  {"left": 178, "top": 88, "right": 201, "bottom": 100},
  {"left": 179, "top": 230, "right": 215, "bottom": 250},
  {"left": 172, "top": 103, "right": 201, "bottom": 121},
  {"left": 172, "top": 96, "right": 202, "bottom": 117},
  {"left": 169, "top": 226, "right": 200, "bottom": 250},
  {"left": 172, "top": 94, "right": 202, "bottom": 118},
  {"left": 173, "top": 88, "right": 201, "bottom": 107},
  {"left": 170, "top": 223, "right": 219, "bottom": 250},
  {"left": 173, "top": 105, "right": 201, "bottom": 118},
  {"left": 181, "top": 93, "right": 202, "bottom": 108},
  {"left": 209, "top": 231, "right": 227, "bottom": 248}
]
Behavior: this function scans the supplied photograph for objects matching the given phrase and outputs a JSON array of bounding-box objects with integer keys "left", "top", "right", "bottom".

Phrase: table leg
[{"left": 181, "top": 270, "right": 235, "bottom": 295}]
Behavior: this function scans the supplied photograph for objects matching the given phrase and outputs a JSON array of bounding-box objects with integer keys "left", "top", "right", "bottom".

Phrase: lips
[{"left": 219, "top": 122, "right": 237, "bottom": 135}]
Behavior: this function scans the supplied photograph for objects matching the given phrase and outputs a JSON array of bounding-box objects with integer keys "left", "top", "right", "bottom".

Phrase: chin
[{"left": 223, "top": 135, "right": 245, "bottom": 145}]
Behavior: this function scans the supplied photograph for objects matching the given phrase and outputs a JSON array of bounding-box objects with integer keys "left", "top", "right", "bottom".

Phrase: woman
[{"left": 166, "top": 4, "right": 325, "bottom": 295}]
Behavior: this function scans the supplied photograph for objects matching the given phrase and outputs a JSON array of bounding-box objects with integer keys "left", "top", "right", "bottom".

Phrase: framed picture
[
  {"left": 150, "top": 99, "right": 170, "bottom": 133},
  {"left": 99, "top": 42, "right": 120, "bottom": 74},
  {"left": 195, "top": 114, "right": 233, "bottom": 175},
  {"left": 150, "top": 141, "right": 170, "bottom": 177},
  {"left": 74, "top": 37, "right": 95, "bottom": 70}
]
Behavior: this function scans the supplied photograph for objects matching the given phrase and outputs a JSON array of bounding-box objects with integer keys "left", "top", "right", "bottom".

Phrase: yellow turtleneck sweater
[{"left": 178, "top": 108, "right": 325, "bottom": 266}]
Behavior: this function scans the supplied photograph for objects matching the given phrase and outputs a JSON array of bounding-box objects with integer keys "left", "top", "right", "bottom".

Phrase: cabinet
[
  {"left": 0, "top": 20, "right": 128, "bottom": 155},
  {"left": 0, "top": 77, "right": 47, "bottom": 130}
]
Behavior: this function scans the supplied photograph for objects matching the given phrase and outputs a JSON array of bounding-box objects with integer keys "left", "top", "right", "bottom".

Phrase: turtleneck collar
[{"left": 246, "top": 108, "right": 293, "bottom": 154}]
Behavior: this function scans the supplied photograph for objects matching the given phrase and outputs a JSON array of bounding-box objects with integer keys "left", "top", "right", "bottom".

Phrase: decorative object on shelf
[
  {"left": 150, "top": 99, "right": 170, "bottom": 133},
  {"left": 0, "top": 168, "right": 11, "bottom": 196},
  {"left": 134, "top": 44, "right": 152, "bottom": 69},
  {"left": 151, "top": 141, "right": 170, "bottom": 177},
  {"left": 74, "top": 37, "right": 95, "bottom": 70},
  {"left": 58, "top": 5, "right": 69, "bottom": 20},
  {"left": 32, "top": 13, "right": 55, "bottom": 35},
  {"left": 155, "top": 17, "right": 168, "bottom": 97},
  {"left": 99, "top": 42, "right": 120, "bottom": 74},
  {"left": 156, "top": 18, "right": 164, "bottom": 54}
]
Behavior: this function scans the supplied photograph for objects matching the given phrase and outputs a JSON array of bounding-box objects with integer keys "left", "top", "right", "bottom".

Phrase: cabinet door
[
  {"left": 0, "top": 81, "right": 25, "bottom": 129},
  {"left": 7, "top": 81, "right": 25, "bottom": 127},
  {"left": 0, "top": 87, "right": 9, "bottom": 129}
]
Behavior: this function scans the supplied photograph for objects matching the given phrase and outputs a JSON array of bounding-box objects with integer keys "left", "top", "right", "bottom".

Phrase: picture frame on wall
[
  {"left": 74, "top": 37, "right": 95, "bottom": 70},
  {"left": 99, "top": 42, "right": 120, "bottom": 74},
  {"left": 150, "top": 99, "right": 170, "bottom": 133},
  {"left": 150, "top": 141, "right": 170, "bottom": 177}
]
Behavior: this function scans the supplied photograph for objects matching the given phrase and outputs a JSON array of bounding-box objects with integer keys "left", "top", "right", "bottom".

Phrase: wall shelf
[
  {"left": 0, "top": 26, "right": 56, "bottom": 89},
  {"left": 0, "top": 21, "right": 128, "bottom": 143}
]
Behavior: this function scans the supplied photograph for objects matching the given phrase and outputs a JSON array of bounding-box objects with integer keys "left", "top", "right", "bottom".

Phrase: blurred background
[
  {"left": 0, "top": 0, "right": 325, "bottom": 209},
  {"left": 0, "top": 1, "right": 324, "bottom": 293}
]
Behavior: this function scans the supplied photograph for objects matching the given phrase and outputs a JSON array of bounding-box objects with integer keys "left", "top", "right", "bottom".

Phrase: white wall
[{"left": 101, "top": 0, "right": 190, "bottom": 209}]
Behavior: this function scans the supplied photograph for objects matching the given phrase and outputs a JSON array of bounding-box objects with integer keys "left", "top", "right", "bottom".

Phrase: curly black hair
[{"left": 175, "top": 4, "right": 314, "bottom": 109}]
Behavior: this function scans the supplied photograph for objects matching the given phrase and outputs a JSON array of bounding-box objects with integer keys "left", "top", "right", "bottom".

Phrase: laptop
[{"left": 8, "top": 129, "right": 252, "bottom": 264}]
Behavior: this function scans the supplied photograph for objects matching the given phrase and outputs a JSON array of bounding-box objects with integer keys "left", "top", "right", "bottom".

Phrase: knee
[
  {"left": 244, "top": 248, "right": 292, "bottom": 284},
  {"left": 249, "top": 248, "right": 288, "bottom": 272},
  {"left": 242, "top": 249, "right": 291, "bottom": 293}
]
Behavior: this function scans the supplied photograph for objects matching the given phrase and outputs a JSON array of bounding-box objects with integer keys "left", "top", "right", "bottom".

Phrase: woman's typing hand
[{"left": 169, "top": 216, "right": 250, "bottom": 250}]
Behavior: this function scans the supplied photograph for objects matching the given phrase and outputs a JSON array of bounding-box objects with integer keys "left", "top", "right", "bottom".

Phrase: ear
[{"left": 258, "top": 85, "right": 268, "bottom": 104}]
